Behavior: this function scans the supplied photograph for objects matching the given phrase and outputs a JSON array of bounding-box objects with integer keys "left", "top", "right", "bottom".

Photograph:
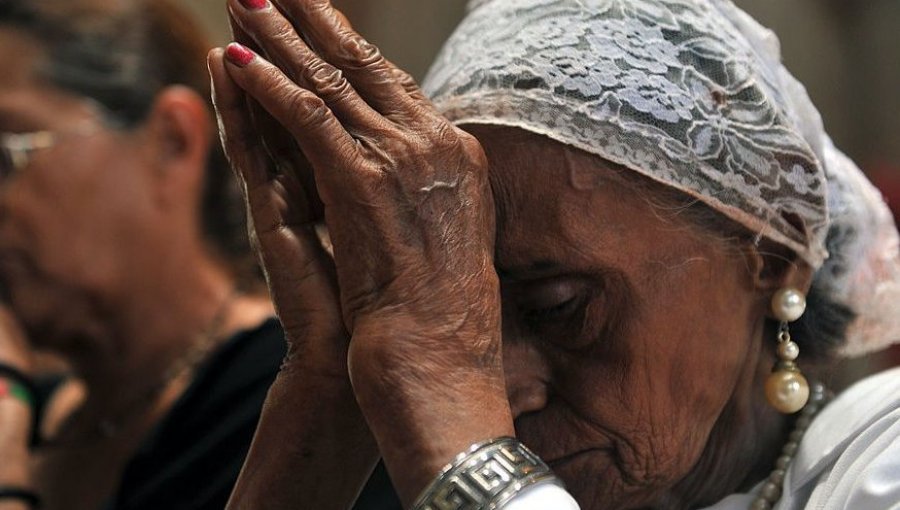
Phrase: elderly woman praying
[{"left": 208, "top": 0, "right": 900, "bottom": 509}]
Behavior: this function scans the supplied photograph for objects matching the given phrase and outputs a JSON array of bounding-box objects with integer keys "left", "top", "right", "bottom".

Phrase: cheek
[
  {"left": 0, "top": 158, "right": 141, "bottom": 291},
  {"left": 541, "top": 257, "right": 756, "bottom": 502},
  {"left": 614, "top": 257, "right": 754, "bottom": 484}
]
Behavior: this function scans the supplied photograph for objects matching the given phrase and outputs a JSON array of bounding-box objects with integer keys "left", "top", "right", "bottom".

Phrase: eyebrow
[{"left": 0, "top": 106, "right": 44, "bottom": 132}]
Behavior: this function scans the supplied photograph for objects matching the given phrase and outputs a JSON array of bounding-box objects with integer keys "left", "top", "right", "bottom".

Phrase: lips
[{"left": 545, "top": 447, "right": 610, "bottom": 469}]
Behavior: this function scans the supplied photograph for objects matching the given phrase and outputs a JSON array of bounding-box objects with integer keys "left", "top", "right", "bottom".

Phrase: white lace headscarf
[{"left": 422, "top": 0, "right": 900, "bottom": 357}]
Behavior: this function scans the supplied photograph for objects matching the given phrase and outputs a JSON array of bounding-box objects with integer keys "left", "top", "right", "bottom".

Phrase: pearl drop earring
[{"left": 764, "top": 288, "right": 810, "bottom": 413}]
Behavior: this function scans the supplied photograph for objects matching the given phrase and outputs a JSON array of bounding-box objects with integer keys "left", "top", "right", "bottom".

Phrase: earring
[{"left": 764, "top": 288, "right": 810, "bottom": 413}]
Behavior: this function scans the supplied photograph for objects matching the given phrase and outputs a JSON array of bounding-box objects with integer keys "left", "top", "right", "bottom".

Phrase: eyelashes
[
  {"left": 506, "top": 273, "right": 615, "bottom": 353},
  {"left": 513, "top": 277, "right": 593, "bottom": 341},
  {"left": 521, "top": 293, "right": 582, "bottom": 322}
]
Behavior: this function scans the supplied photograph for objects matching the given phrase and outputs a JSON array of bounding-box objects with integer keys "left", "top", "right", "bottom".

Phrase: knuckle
[
  {"left": 337, "top": 32, "right": 384, "bottom": 69},
  {"left": 302, "top": 0, "right": 330, "bottom": 16},
  {"left": 285, "top": 89, "right": 329, "bottom": 128},
  {"left": 435, "top": 124, "right": 488, "bottom": 169},
  {"left": 434, "top": 123, "right": 467, "bottom": 150},
  {"left": 305, "top": 62, "right": 353, "bottom": 100},
  {"left": 392, "top": 68, "right": 415, "bottom": 86},
  {"left": 395, "top": 70, "right": 419, "bottom": 92}
]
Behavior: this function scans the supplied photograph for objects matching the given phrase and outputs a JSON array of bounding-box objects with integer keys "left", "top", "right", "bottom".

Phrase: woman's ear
[
  {"left": 745, "top": 238, "right": 815, "bottom": 309},
  {"left": 140, "top": 85, "right": 213, "bottom": 209}
]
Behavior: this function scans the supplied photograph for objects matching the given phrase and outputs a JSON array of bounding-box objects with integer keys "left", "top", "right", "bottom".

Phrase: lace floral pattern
[
  {"left": 423, "top": 0, "right": 900, "bottom": 355},
  {"left": 424, "top": 0, "right": 827, "bottom": 262}
]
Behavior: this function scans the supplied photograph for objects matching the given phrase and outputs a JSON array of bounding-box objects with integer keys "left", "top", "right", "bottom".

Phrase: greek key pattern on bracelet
[{"left": 413, "top": 437, "right": 563, "bottom": 510}]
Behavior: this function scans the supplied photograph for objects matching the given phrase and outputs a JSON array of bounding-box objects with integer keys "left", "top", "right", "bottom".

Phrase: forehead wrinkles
[
  {"left": 484, "top": 129, "right": 605, "bottom": 211},
  {"left": 484, "top": 135, "right": 629, "bottom": 270}
]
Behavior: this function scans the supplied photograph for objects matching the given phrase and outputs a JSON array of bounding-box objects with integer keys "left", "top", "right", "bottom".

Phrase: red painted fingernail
[
  {"left": 225, "top": 43, "right": 255, "bottom": 67},
  {"left": 239, "top": 0, "right": 268, "bottom": 9}
]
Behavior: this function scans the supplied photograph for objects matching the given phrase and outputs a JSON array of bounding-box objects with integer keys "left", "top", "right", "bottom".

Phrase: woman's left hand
[
  {"left": 220, "top": 0, "right": 514, "bottom": 503},
  {"left": 211, "top": 24, "right": 381, "bottom": 506}
]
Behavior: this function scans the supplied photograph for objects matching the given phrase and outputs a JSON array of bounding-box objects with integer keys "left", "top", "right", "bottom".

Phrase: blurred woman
[{"left": 0, "top": 1, "right": 285, "bottom": 509}]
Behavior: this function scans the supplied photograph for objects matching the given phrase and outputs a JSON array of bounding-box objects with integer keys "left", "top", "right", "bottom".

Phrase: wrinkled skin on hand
[
  {"left": 212, "top": 59, "right": 346, "bottom": 376},
  {"left": 211, "top": 22, "right": 380, "bottom": 510},
  {"left": 213, "top": 0, "right": 513, "bottom": 504}
]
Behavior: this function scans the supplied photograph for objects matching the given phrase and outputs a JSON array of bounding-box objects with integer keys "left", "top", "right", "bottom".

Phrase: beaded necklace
[{"left": 750, "top": 382, "right": 831, "bottom": 510}]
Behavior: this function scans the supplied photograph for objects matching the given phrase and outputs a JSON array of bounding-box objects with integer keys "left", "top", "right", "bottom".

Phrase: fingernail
[
  {"left": 239, "top": 0, "right": 268, "bottom": 9},
  {"left": 225, "top": 43, "right": 255, "bottom": 67}
]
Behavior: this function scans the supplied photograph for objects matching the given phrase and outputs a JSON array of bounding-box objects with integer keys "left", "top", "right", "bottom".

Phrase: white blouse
[{"left": 506, "top": 366, "right": 900, "bottom": 510}]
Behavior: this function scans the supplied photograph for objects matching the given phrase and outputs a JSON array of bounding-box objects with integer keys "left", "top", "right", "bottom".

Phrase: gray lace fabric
[{"left": 422, "top": 0, "right": 900, "bottom": 356}]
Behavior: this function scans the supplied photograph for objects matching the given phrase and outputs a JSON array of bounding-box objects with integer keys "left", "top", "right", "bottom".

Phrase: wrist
[
  {"left": 412, "top": 437, "right": 562, "bottom": 510},
  {"left": 350, "top": 348, "right": 514, "bottom": 505},
  {"left": 280, "top": 339, "right": 351, "bottom": 385},
  {"left": 0, "top": 420, "right": 31, "bottom": 489},
  {"left": 0, "top": 393, "right": 33, "bottom": 448},
  {"left": 347, "top": 311, "right": 510, "bottom": 504},
  {"left": 0, "top": 365, "right": 40, "bottom": 449},
  {"left": 349, "top": 314, "right": 503, "bottom": 380},
  {"left": 0, "top": 488, "right": 40, "bottom": 510},
  {"left": 0, "top": 411, "right": 31, "bottom": 487}
]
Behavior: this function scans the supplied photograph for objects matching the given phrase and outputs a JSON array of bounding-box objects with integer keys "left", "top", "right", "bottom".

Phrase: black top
[
  {"left": 93, "top": 317, "right": 401, "bottom": 510},
  {"left": 105, "top": 318, "right": 285, "bottom": 510},
  {"left": 356, "top": 462, "right": 403, "bottom": 510}
]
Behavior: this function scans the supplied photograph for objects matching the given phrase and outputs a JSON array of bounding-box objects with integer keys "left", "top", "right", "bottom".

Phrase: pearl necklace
[{"left": 750, "top": 381, "right": 830, "bottom": 510}]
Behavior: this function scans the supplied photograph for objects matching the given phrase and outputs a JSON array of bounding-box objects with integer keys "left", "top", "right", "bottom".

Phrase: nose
[{"left": 503, "top": 340, "right": 551, "bottom": 418}]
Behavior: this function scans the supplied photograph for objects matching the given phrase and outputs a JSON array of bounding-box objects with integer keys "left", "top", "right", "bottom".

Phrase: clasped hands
[{"left": 208, "top": 0, "right": 514, "bottom": 504}]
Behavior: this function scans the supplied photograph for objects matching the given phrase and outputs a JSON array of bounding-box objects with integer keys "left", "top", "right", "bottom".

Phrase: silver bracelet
[{"left": 412, "top": 437, "right": 563, "bottom": 510}]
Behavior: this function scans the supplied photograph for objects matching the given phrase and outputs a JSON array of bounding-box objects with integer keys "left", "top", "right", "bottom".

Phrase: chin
[
  {"left": 5, "top": 281, "right": 88, "bottom": 352},
  {"left": 552, "top": 450, "right": 628, "bottom": 509},
  {"left": 552, "top": 451, "right": 679, "bottom": 510}
]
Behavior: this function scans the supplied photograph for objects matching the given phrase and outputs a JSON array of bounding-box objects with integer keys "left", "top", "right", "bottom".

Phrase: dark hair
[{"left": 0, "top": 0, "right": 259, "bottom": 287}]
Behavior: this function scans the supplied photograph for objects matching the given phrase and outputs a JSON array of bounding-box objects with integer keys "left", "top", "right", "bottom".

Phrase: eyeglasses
[
  {"left": 0, "top": 130, "right": 58, "bottom": 180},
  {"left": 0, "top": 121, "right": 109, "bottom": 182}
]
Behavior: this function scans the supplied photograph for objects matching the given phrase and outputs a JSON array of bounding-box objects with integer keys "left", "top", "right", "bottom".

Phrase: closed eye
[
  {"left": 522, "top": 294, "right": 580, "bottom": 321},
  {"left": 514, "top": 277, "right": 587, "bottom": 325}
]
